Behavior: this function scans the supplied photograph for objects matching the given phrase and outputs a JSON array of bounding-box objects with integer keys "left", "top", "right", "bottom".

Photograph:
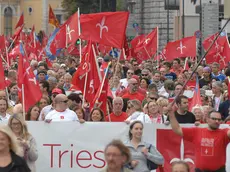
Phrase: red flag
[
  {"left": 67, "top": 44, "right": 79, "bottom": 55},
  {"left": 12, "top": 25, "right": 23, "bottom": 42},
  {"left": 98, "top": 44, "right": 111, "bottom": 55},
  {"left": 204, "top": 32, "right": 230, "bottom": 69},
  {"left": 15, "top": 13, "right": 24, "bottom": 29},
  {"left": 17, "top": 43, "right": 42, "bottom": 112},
  {"left": 157, "top": 130, "right": 195, "bottom": 172},
  {"left": 0, "top": 35, "right": 5, "bottom": 50},
  {"left": 135, "top": 27, "right": 158, "bottom": 57},
  {"left": 165, "top": 36, "right": 196, "bottom": 61},
  {"left": 91, "top": 79, "right": 109, "bottom": 116},
  {"left": 189, "top": 77, "right": 202, "bottom": 111},
  {"left": 130, "top": 35, "right": 145, "bottom": 48},
  {"left": 49, "top": 5, "right": 59, "bottom": 28},
  {"left": 81, "top": 12, "right": 129, "bottom": 48},
  {"left": 0, "top": 57, "right": 6, "bottom": 90},
  {"left": 203, "top": 32, "right": 226, "bottom": 54},
  {"left": 72, "top": 41, "right": 101, "bottom": 103},
  {"left": 51, "top": 24, "right": 66, "bottom": 51},
  {"left": 65, "top": 12, "right": 80, "bottom": 46},
  {"left": 9, "top": 44, "right": 20, "bottom": 59}
]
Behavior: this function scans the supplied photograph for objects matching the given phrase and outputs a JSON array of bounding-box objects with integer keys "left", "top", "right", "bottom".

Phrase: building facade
[{"left": 0, "top": 0, "right": 64, "bottom": 36}]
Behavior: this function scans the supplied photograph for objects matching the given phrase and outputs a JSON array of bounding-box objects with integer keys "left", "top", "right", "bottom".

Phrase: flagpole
[
  {"left": 0, "top": 55, "right": 9, "bottom": 69},
  {"left": 82, "top": 71, "right": 88, "bottom": 108},
  {"left": 122, "top": 48, "right": 126, "bottom": 60},
  {"left": 22, "top": 84, "right": 26, "bottom": 119},
  {"left": 5, "top": 41, "right": 10, "bottom": 67},
  {"left": 78, "top": 8, "right": 82, "bottom": 62},
  {"left": 96, "top": 62, "right": 111, "bottom": 105},
  {"left": 92, "top": 44, "right": 102, "bottom": 81},
  {"left": 65, "top": 24, "right": 68, "bottom": 48},
  {"left": 7, "top": 37, "right": 17, "bottom": 52},
  {"left": 144, "top": 46, "right": 151, "bottom": 59},
  {"left": 184, "top": 57, "right": 188, "bottom": 70},
  {"left": 169, "top": 18, "right": 230, "bottom": 107},
  {"left": 156, "top": 26, "right": 159, "bottom": 70}
]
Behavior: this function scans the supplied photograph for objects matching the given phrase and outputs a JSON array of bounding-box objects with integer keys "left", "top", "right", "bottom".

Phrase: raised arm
[{"left": 167, "top": 103, "right": 183, "bottom": 137}]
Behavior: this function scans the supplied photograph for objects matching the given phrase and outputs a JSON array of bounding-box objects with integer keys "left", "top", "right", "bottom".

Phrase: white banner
[{"left": 27, "top": 122, "right": 230, "bottom": 172}]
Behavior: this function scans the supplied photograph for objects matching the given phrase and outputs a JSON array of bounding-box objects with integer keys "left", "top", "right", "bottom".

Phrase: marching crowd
[{"left": 0, "top": 51, "right": 230, "bottom": 172}]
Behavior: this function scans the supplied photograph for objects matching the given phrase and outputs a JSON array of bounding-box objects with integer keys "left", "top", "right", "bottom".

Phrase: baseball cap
[{"left": 52, "top": 88, "right": 62, "bottom": 94}]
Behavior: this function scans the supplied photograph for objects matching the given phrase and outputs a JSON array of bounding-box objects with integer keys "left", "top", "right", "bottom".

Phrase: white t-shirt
[
  {"left": 125, "top": 111, "right": 152, "bottom": 123},
  {"left": 45, "top": 109, "right": 79, "bottom": 122},
  {"left": 0, "top": 113, "right": 11, "bottom": 123},
  {"left": 119, "top": 78, "right": 128, "bottom": 88}
]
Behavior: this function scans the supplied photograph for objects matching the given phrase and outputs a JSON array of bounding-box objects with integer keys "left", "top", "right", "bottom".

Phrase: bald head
[
  {"left": 128, "top": 78, "right": 138, "bottom": 85},
  {"left": 13, "top": 104, "right": 23, "bottom": 114},
  {"left": 54, "top": 94, "right": 67, "bottom": 103}
]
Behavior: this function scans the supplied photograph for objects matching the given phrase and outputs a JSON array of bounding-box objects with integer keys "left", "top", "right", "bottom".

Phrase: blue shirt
[{"left": 212, "top": 73, "right": 226, "bottom": 82}]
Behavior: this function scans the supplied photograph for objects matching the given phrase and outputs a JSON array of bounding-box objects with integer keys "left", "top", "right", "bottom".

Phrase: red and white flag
[
  {"left": 203, "top": 32, "right": 230, "bottom": 69},
  {"left": 72, "top": 41, "right": 101, "bottom": 103},
  {"left": 135, "top": 27, "right": 158, "bottom": 57},
  {"left": 65, "top": 12, "right": 80, "bottom": 46},
  {"left": 17, "top": 43, "right": 42, "bottom": 112},
  {"left": 81, "top": 12, "right": 129, "bottom": 48},
  {"left": 165, "top": 36, "right": 196, "bottom": 61}
]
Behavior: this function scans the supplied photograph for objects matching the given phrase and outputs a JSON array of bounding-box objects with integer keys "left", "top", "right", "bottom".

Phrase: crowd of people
[{"left": 0, "top": 49, "right": 230, "bottom": 172}]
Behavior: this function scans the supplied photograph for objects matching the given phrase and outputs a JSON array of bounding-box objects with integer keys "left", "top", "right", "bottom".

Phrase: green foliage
[{"left": 62, "top": 0, "right": 125, "bottom": 19}]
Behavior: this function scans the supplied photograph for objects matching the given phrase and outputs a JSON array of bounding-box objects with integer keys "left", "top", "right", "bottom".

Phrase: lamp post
[
  {"left": 200, "top": 0, "right": 203, "bottom": 58},
  {"left": 167, "top": 0, "right": 169, "bottom": 42},
  {"left": 182, "top": 0, "right": 185, "bottom": 38}
]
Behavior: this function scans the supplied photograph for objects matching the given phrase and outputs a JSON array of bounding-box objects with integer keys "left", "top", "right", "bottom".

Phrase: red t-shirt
[
  {"left": 182, "top": 127, "right": 230, "bottom": 170},
  {"left": 106, "top": 112, "right": 128, "bottom": 122},
  {"left": 122, "top": 92, "right": 145, "bottom": 102}
]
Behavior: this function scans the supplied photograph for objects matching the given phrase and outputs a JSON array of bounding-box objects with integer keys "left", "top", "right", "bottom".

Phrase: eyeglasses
[
  {"left": 131, "top": 83, "right": 138, "bottom": 85},
  {"left": 60, "top": 100, "right": 68, "bottom": 104},
  {"left": 133, "top": 64, "right": 138, "bottom": 66},
  {"left": 127, "top": 72, "right": 134, "bottom": 75},
  {"left": 210, "top": 117, "right": 222, "bottom": 122},
  {"left": 142, "top": 74, "right": 148, "bottom": 76}
]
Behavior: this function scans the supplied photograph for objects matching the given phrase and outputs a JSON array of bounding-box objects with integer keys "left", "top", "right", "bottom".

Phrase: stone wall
[{"left": 134, "top": 0, "right": 176, "bottom": 50}]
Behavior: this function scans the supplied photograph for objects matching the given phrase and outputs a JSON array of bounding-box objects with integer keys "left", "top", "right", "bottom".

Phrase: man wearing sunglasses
[
  {"left": 45, "top": 94, "right": 78, "bottom": 122},
  {"left": 168, "top": 104, "right": 230, "bottom": 172}
]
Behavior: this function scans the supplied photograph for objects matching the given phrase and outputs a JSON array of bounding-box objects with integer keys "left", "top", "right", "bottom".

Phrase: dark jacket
[{"left": 8, "top": 151, "right": 31, "bottom": 172}]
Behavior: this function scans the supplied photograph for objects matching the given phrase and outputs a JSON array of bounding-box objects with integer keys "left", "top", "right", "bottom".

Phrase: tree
[{"left": 62, "top": 0, "right": 125, "bottom": 19}]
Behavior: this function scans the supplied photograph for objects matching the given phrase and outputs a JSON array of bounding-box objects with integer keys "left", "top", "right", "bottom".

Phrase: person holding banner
[
  {"left": 101, "top": 139, "right": 133, "bottom": 172},
  {"left": 125, "top": 121, "right": 164, "bottom": 172},
  {"left": 0, "top": 124, "right": 31, "bottom": 172},
  {"left": 8, "top": 114, "right": 38, "bottom": 172},
  {"left": 168, "top": 102, "right": 230, "bottom": 172}
]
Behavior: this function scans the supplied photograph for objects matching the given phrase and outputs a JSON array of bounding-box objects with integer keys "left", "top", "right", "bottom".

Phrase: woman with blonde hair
[
  {"left": 125, "top": 99, "right": 151, "bottom": 123},
  {"left": 8, "top": 114, "right": 38, "bottom": 172},
  {"left": 0, "top": 124, "right": 30, "bottom": 171}
]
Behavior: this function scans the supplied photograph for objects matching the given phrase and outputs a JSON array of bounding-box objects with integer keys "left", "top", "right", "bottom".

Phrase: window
[
  {"left": 56, "top": 14, "right": 62, "bottom": 24},
  {"left": 4, "top": 7, "right": 13, "bottom": 36}
]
